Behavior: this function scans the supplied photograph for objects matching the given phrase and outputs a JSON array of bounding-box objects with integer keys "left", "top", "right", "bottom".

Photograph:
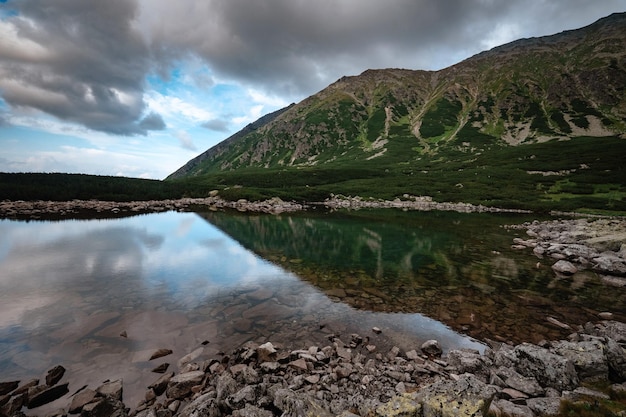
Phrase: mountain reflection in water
[
  {"left": 0, "top": 211, "right": 487, "bottom": 410},
  {"left": 199, "top": 209, "right": 625, "bottom": 345}
]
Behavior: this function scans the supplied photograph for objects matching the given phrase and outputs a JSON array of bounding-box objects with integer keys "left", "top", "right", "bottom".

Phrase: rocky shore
[
  {"left": 508, "top": 217, "right": 626, "bottom": 287},
  {"left": 320, "top": 195, "right": 532, "bottom": 214},
  {"left": 0, "top": 197, "right": 305, "bottom": 219},
  {"left": 1, "top": 320, "right": 625, "bottom": 417},
  {"left": 0, "top": 194, "right": 533, "bottom": 220}
]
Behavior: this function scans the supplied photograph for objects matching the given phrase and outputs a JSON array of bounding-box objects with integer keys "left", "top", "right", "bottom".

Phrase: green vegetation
[{"left": 2, "top": 135, "right": 625, "bottom": 214}]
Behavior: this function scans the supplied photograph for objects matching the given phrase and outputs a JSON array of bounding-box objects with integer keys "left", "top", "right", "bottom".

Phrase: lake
[{"left": 0, "top": 208, "right": 622, "bottom": 408}]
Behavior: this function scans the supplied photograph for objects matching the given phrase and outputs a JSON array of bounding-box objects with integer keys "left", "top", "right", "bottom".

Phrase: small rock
[
  {"left": 68, "top": 388, "right": 97, "bottom": 414},
  {"left": 288, "top": 358, "right": 308, "bottom": 372},
  {"left": 120, "top": 330, "right": 128, "bottom": 338},
  {"left": 150, "top": 348, "right": 173, "bottom": 361},
  {"left": 551, "top": 260, "right": 577, "bottom": 275},
  {"left": 151, "top": 363, "right": 170, "bottom": 373},
  {"left": 372, "top": 327, "right": 382, "bottom": 334},
  {"left": 45, "top": 365, "right": 66, "bottom": 386},
  {"left": 421, "top": 340, "right": 442, "bottom": 357},
  {"left": 257, "top": 342, "right": 277, "bottom": 362},
  {"left": 599, "top": 312, "right": 614, "bottom": 320}
]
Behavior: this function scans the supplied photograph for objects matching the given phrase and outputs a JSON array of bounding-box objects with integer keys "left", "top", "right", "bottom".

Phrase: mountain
[
  {"left": 165, "top": 14, "right": 626, "bottom": 213},
  {"left": 168, "top": 13, "right": 625, "bottom": 180}
]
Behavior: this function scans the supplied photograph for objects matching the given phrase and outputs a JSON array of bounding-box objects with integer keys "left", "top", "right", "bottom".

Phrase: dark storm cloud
[
  {"left": 141, "top": 0, "right": 625, "bottom": 98},
  {"left": 1, "top": 0, "right": 624, "bottom": 135},
  {"left": 0, "top": 0, "right": 163, "bottom": 135}
]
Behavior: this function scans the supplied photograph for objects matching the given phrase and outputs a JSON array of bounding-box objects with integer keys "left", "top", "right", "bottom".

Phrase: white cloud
[
  {"left": 145, "top": 90, "right": 214, "bottom": 123},
  {"left": 174, "top": 130, "right": 198, "bottom": 151},
  {"left": 233, "top": 105, "right": 264, "bottom": 125}
]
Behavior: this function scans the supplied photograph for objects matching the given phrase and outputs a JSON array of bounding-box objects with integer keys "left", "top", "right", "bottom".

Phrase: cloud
[
  {"left": 201, "top": 118, "right": 230, "bottom": 133},
  {"left": 174, "top": 130, "right": 198, "bottom": 151},
  {"left": 136, "top": 0, "right": 625, "bottom": 99},
  {"left": 0, "top": 0, "right": 163, "bottom": 135},
  {"left": 138, "top": 112, "right": 166, "bottom": 131},
  {"left": 3, "top": 0, "right": 625, "bottom": 133}
]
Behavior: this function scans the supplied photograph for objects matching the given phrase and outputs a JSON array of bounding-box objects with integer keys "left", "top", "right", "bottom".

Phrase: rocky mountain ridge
[{"left": 168, "top": 12, "right": 626, "bottom": 179}]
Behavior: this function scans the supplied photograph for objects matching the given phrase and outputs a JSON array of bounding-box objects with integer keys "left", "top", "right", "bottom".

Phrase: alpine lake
[{"left": 1, "top": 207, "right": 623, "bottom": 407}]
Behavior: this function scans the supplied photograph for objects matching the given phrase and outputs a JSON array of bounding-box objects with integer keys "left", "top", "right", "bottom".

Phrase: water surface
[{"left": 0, "top": 210, "right": 489, "bottom": 409}]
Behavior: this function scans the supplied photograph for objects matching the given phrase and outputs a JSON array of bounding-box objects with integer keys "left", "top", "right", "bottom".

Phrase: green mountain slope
[{"left": 167, "top": 13, "right": 626, "bottom": 212}]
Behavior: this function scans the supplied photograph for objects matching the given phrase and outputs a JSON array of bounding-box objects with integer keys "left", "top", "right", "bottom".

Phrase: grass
[{"left": 2, "top": 136, "right": 624, "bottom": 215}]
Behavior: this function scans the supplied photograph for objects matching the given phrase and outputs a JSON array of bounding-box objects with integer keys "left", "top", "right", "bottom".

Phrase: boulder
[
  {"left": 604, "top": 337, "right": 626, "bottom": 381},
  {"left": 551, "top": 340, "right": 608, "bottom": 381},
  {"left": 27, "top": 383, "right": 69, "bottom": 409},
  {"left": 511, "top": 343, "right": 579, "bottom": 391},
  {"left": 148, "top": 372, "right": 174, "bottom": 396},
  {"left": 0, "top": 381, "right": 19, "bottom": 396},
  {"left": 97, "top": 379, "right": 123, "bottom": 401},
  {"left": 45, "top": 365, "right": 66, "bottom": 386},
  {"left": 526, "top": 397, "right": 562, "bottom": 416},
  {"left": 165, "top": 371, "right": 204, "bottom": 399},
  {"left": 490, "top": 399, "right": 534, "bottom": 417},
  {"left": 178, "top": 392, "right": 220, "bottom": 417},
  {"left": 69, "top": 388, "right": 97, "bottom": 414},
  {"left": 413, "top": 374, "right": 497, "bottom": 417},
  {"left": 447, "top": 349, "right": 491, "bottom": 381}
]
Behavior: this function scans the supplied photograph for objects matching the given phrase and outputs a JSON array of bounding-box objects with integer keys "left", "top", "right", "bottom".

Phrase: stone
[
  {"left": 97, "top": 379, "right": 123, "bottom": 401},
  {"left": 375, "top": 393, "right": 421, "bottom": 417},
  {"left": 69, "top": 388, "right": 97, "bottom": 414},
  {"left": 447, "top": 349, "right": 491, "bottom": 380},
  {"left": 151, "top": 363, "right": 170, "bottom": 373},
  {"left": 504, "top": 374, "right": 544, "bottom": 397},
  {"left": 564, "top": 386, "right": 611, "bottom": 401},
  {"left": 0, "top": 381, "right": 19, "bottom": 396},
  {"left": 149, "top": 349, "right": 173, "bottom": 361},
  {"left": 166, "top": 371, "right": 204, "bottom": 399},
  {"left": 288, "top": 358, "right": 308, "bottom": 372},
  {"left": 421, "top": 340, "right": 442, "bottom": 357},
  {"left": 414, "top": 374, "right": 497, "bottom": 417},
  {"left": 551, "top": 260, "right": 577, "bottom": 275},
  {"left": 605, "top": 337, "right": 626, "bottom": 381},
  {"left": 257, "top": 342, "right": 277, "bottom": 362},
  {"left": 511, "top": 343, "right": 578, "bottom": 391},
  {"left": 527, "top": 397, "right": 562, "bottom": 416},
  {"left": 216, "top": 373, "right": 238, "bottom": 403},
  {"left": 599, "top": 312, "right": 614, "bottom": 320},
  {"left": 80, "top": 398, "right": 116, "bottom": 417},
  {"left": 27, "top": 383, "right": 69, "bottom": 409},
  {"left": 551, "top": 340, "right": 608, "bottom": 381},
  {"left": 227, "top": 385, "right": 259, "bottom": 410},
  {"left": 231, "top": 404, "right": 273, "bottom": 417},
  {"left": 490, "top": 399, "right": 534, "bottom": 417},
  {"left": 372, "top": 327, "right": 382, "bottom": 334},
  {"left": 272, "top": 388, "right": 324, "bottom": 417},
  {"left": 13, "top": 379, "right": 39, "bottom": 397},
  {"left": 148, "top": 372, "right": 174, "bottom": 396},
  {"left": 501, "top": 388, "right": 528, "bottom": 400},
  {"left": 45, "top": 365, "right": 66, "bottom": 386}
]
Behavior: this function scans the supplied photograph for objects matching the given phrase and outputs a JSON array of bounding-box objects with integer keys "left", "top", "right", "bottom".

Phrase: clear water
[
  {"left": 1, "top": 209, "right": 623, "bottom": 410},
  {"left": 0, "top": 210, "right": 493, "bottom": 409}
]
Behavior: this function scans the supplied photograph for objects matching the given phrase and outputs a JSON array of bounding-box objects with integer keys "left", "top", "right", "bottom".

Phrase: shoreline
[
  {"left": 0, "top": 195, "right": 537, "bottom": 220},
  {"left": 2, "top": 320, "right": 625, "bottom": 417}
]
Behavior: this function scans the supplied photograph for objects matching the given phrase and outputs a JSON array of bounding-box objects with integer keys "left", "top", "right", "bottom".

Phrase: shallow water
[
  {"left": 1, "top": 209, "right": 623, "bottom": 411},
  {"left": 0, "top": 210, "right": 490, "bottom": 410}
]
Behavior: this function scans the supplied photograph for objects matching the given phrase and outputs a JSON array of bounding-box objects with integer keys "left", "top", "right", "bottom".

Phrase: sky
[{"left": 0, "top": 1, "right": 624, "bottom": 180}]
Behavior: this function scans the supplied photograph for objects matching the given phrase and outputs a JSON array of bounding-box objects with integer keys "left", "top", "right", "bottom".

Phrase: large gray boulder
[
  {"left": 502, "top": 343, "right": 579, "bottom": 391},
  {"left": 551, "top": 340, "right": 608, "bottom": 381}
]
